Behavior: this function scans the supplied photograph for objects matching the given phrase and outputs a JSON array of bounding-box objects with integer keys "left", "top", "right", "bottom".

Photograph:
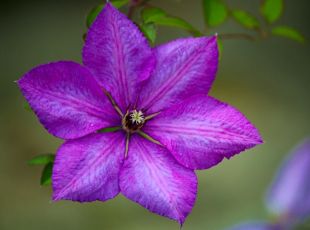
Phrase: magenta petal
[
  {"left": 138, "top": 36, "right": 218, "bottom": 113},
  {"left": 18, "top": 61, "right": 118, "bottom": 140},
  {"left": 83, "top": 3, "right": 155, "bottom": 111},
  {"left": 52, "top": 132, "right": 125, "bottom": 202},
  {"left": 119, "top": 135, "right": 197, "bottom": 225},
  {"left": 266, "top": 138, "right": 310, "bottom": 220},
  {"left": 143, "top": 95, "right": 262, "bottom": 170}
]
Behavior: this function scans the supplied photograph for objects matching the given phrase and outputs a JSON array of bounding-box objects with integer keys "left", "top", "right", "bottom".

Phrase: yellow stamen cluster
[{"left": 130, "top": 110, "right": 145, "bottom": 124}]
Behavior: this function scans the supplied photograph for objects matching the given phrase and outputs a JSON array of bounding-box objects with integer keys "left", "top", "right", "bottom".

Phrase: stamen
[{"left": 130, "top": 110, "right": 145, "bottom": 124}]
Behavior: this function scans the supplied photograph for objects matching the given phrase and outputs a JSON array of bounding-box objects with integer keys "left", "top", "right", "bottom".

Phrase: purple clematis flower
[
  {"left": 266, "top": 138, "right": 310, "bottom": 224},
  {"left": 17, "top": 3, "right": 262, "bottom": 224}
]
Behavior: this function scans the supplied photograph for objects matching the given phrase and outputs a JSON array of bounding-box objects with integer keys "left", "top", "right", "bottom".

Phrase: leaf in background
[
  {"left": 231, "top": 10, "right": 260, "bottom": 29},
  {"left": 217, "top": 36, "right": 223, "bottom": 60},
  {"left": 28, "top": 154, "right": 55, "bottom": 165},
  {"left": 86, "top": 4, "right": 104, "bottom": 28},
  {"left": 272, "top": 26, "right": 305, "bottom": 43},
  {"left": 111, "top": 0, "right": 130, "bottom": 8},
  {"left": 24, "top": 102, "right": 32, "bottom": 112},
  {"left": 141, "top": 7, "right": 166, "bottom": 24},
  {"left": 40, "top": 162, "right": 53, "bottom": 186},
  {"left": 86, "top": 0, "right": 129, "bottom": 28},
  {"left": 203, "top": 0, "right": 228, "bottom": 27},
  {"left": 141, "top": 7, "right": 202, "bottom": 36},
  {"left": 140, "top": 23, "right": 157, "bottom": 45},
  {"left": 260, "top": 0, "right": 283, "bottom": 24}
]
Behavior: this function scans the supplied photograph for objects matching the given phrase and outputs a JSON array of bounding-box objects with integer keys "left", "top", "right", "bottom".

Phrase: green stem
[{"left": 219, "top": 33, "right": 257, "bottom": 41}]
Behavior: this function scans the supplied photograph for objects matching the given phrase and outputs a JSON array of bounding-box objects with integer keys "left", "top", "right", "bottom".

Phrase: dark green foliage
[
  {"left": 40, "top": 163, "right": 53, "bottom": 186},
  {"left": 203, "top": 0, "right": 228, "bottom": 27},
  {"left": 272, "top": 26, "right": 305, "bottom": 43},
  {"left": 231, "top": 10, "right": 260, "bottom": 29},
  {"left": 260, "top": 0, "right": 283, "bottom": 23}
]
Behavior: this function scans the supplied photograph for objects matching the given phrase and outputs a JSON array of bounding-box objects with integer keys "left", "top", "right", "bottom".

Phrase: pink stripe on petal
[
  {"left": 143, "top": 95, "right": 262, "bottom": 170},
  {"left": 52, "top": 132, "right": 125, "bottom": 202},
  {"left": 120, "top": 135, "right": 197, "bottom": 225},
  {"left": 138, "top": 36, "right": 218, "bottom": 113},
  {"left": 18, "top": 61, "right": 118, "bottom": 140},
  {"left": 83, "top": 3, "right": 155, "bottom": 111}
]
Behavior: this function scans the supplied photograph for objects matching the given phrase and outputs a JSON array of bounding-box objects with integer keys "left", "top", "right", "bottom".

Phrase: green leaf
[
  {"left": 28, "top": 154, "right": 55, "bottom": 165},
  {"left": 111, "top": 0, "right": 129, "bottom": 8},
  {"left": 140, "top": 23, "right": 157, "bottom": 45},
  {"left": 86, "top": 0, "right": 129, "bottom": 28},
  {"left": 272, "top": 26, "right": 305, "bottom": 43},
  {"left": 40, "top": 162, "right": 53, "bottom": 186},
  {"left": 141, "top": 7, "right": 202, "bottom": 36},
  {"left": 141, "top": 7, "right": 166, "bottom": 24},
  {"left": 260, "top": 0, "right": 283, "bottom": 23},
  {"left": 24, "top": 102, "right": 32, "bottom": 112},
  {"left": 203, "top": 0, "right": 228, "bottom": 27},
  {"left": 98, "top": 126, "right": 122, "bottom": 133},
  {"left": 217, "top": 37, "right": 223, "bottom": 60},
  {"left": 231, "top": 10, "right": 260, "bottom": 29},
  {"left": 86, "top": 4, "right": 104, "bottom": 28}
]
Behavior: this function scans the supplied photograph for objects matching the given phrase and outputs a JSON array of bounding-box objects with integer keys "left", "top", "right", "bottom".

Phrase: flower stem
[{"left": 218, "top": 33, "right": 257, "bottom": 41}]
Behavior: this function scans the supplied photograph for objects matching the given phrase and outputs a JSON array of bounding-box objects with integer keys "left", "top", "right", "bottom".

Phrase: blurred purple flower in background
[
  {"left": 267, "top": 138, "right": 310, "bottom": 224},
  {"left": 227, "top": 138, "right": 310, "bottom": 230},
  {"left": 17, "top": 3, "right": 262, "bottom": 224}
]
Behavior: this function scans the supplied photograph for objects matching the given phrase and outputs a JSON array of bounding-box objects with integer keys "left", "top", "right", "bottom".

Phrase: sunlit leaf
[
  {"left": 231, "top": 10, "right": 260, "bottom": 29},
  {"left": 272, "top": 26, "right": 305, "bottom": 43},
  {"left": 260, "top": 0, "right": 283, "bottom": 23},
  {"left": 203, "top": 0, "right": 228, "bottom": 27},
  {"left": 28, "top": 154, "right": 55, "bottom": 165},
  {"left": 140, "top": 23, "right": 157, "bottom": 45},
  {"left": 86, "top": 0, "right": 129, "bottom": 28},
  {"left": 141, "top": 7, "right": 202, "bottom": 36},
  {"left": 40, "top": 162, "right": 53, "bottom": 186}
]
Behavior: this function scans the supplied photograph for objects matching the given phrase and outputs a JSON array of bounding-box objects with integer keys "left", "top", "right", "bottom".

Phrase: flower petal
[
  {"left": 83, "top": 3, "right": 155, "bottom": 111},
  {"left": 52, "top": 132, "right": 125, "bottom": 202},
  {"left": 143, "top": 95, "right": 262, "bottom": 170},
  {"left": 18, "top": 61, "right": 118, "bottom": 140},
  {"left": 138, "top": 36, "right": 218, "bottom": 113},
  {"left": 266, "top": 138, "right": 310, "bottom": 220},
  {"left": 119, "top": 135, "right": 197, "bottom": 225}
]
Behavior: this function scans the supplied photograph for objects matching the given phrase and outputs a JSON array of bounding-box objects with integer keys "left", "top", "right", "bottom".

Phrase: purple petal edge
[
  {"left": 52, "top": 132, "right": 125, "bottom": 202},
  {"left": 18, "top": 61, "right": 118, "bottom": 140},
  {"left": 138, "top": 36, "right": 218, "bottom": 113},
  {"left": 83, "top": 3, "right": 155, "bottom": 112},
  {"left": 119, "top": 135, "right": 197, "bottom": 225},
  {"left": 143, "top": 95, "right": 263, "bottom": 170}
]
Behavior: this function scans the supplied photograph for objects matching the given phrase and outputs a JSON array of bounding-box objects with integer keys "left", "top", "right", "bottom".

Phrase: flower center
[{"left": 122, "top": 110, "right": 145, "bottom": 132}]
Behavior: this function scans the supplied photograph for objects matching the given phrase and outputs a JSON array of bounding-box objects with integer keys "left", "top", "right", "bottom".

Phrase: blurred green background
[{"left": 0, "top": 0, "right": 309, "bottom": 229}]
